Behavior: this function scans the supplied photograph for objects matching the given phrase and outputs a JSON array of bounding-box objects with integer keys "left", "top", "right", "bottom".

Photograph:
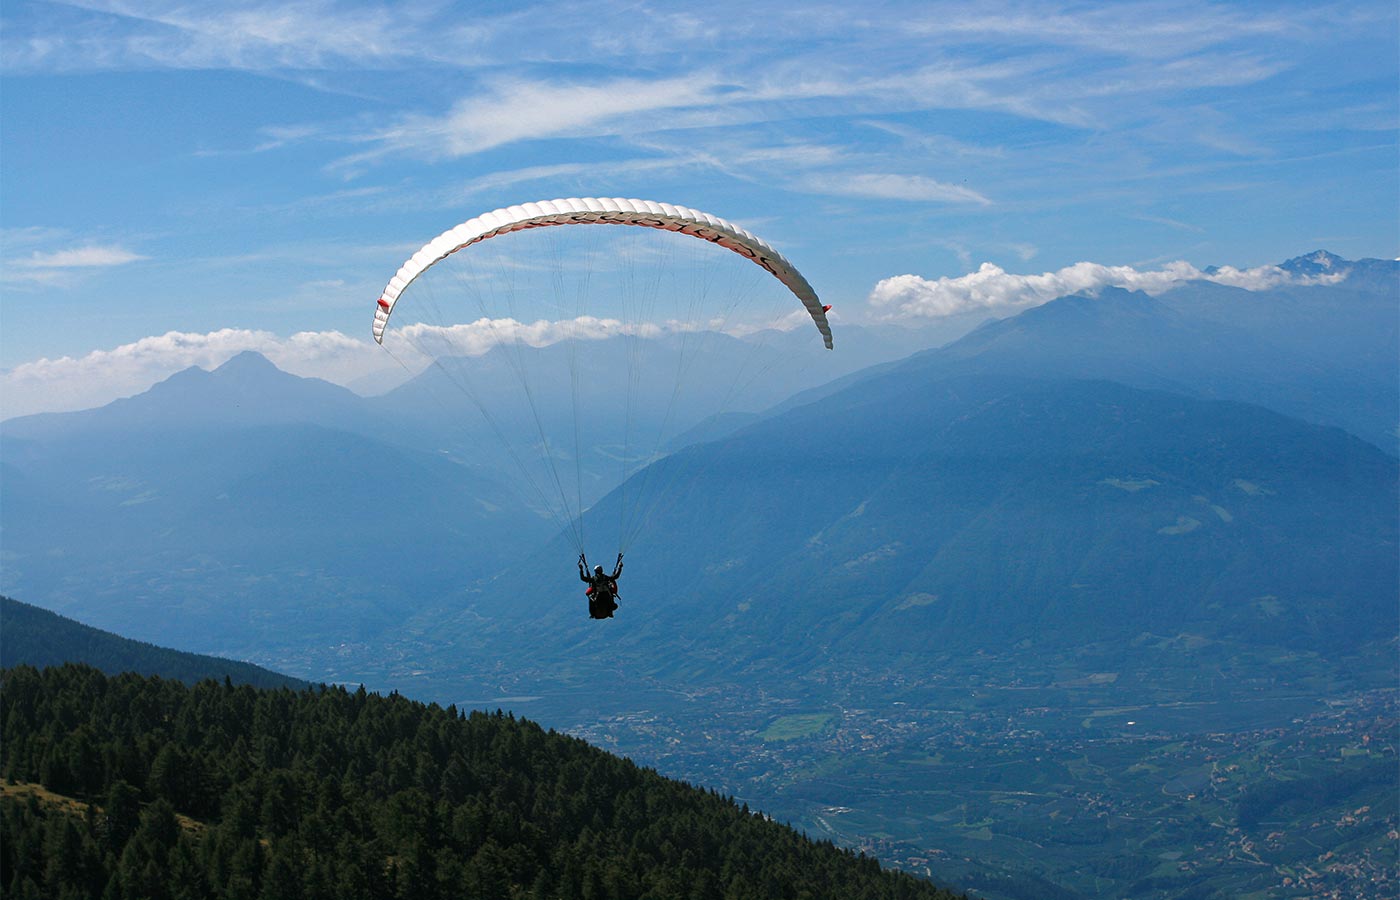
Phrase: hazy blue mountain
[
  {"left": 0, "top": 328, "right": 924, "bottom": 656},
  {"left": 768, "top": 254, "right": 1398, "bottom": 455},
  {"left": 917, "top": 268, "right": 1396, "bottom": 453},
  {"left": 0, "top": 595, "right": 307, "bottom": 689},
  {"left": 443, "top": 254, "right": 1397, "bottom": 672},
  {"left": 0, "top": 357, "right": 551, "bottom": 654},
  {"left": 1156, "top": 254, "right": 1399, "bottom": 446},
  {"left": 471, "top": 373, "right": 1397, "bottom": 671},
  {"left": 3, "top": 351, "right": 374, "bottom": 439}
]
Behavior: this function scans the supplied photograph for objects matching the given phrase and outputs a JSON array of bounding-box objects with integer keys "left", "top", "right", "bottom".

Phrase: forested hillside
[
  {"left": 0, "top": 664, "right": 960, "bottom": 900},
  {"left": 0, "top": 597, "right": 306, "bottom": 690}
]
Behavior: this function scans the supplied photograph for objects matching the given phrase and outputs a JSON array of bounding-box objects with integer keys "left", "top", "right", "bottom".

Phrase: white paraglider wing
[{"left": 373, "top": 197, "right": 833, "bottom": 349}]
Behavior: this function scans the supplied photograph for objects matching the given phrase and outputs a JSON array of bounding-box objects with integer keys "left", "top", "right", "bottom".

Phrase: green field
[{"left": 761, "top": 712, "right": 836, "bottom": 741}]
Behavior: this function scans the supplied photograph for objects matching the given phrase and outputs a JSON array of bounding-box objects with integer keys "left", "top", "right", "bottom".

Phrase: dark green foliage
[
  {"left": 0, "top": 597, "right": 306, "bottom": 690},
  {"left": 1, "top": 664, "right": 962, "bottom": 899}
]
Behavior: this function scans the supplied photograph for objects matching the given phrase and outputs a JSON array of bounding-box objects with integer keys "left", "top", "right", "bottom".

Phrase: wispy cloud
[
  {"left": 800, "top": 173, "right": 992, "bottom": 205},
  {"left": 329, "top": 53, "right": 1081, "bottom": 170},
  {"left": 8, "top": 0, "right": 1355, "bottom": 200},
  {"left": 15, "top": 245, "right": 146, "bottom": 268},
  {"left": 2, "top": 231, "right": 147, "bottom": 286},
  {"left": 1132, "top": 213, "right": 1206, "bottom": 233},
  {"left": 2, "top": 0, "right": 467, "bottom": 72},
  {"left": 288, "top": 5, "right": 1311, "bottom": 202},
  {"left": 908, "top": 2, "right": 1302, "bottom": 58},
  {"left": 333, "top": 73, "right": 732, "bottom": 169},
  {"left": 868, "top": 259, "right": 1349, "bottom": 319}
]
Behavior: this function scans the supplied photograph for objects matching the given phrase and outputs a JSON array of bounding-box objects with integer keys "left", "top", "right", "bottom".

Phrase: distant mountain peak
[
  {"left": 147, "top": 350, "right": 291, "bottom": 398},
  {"left": 0, "top": 347, "right": 372, "bottom": 436},
  {"left": 213, "top": 350, "right": 282, "bottom": 378},
  {"left": 1009, "top": 285, "right": 1165, "bottom": 323},
  {"left": 1280, "top": 250, "right": 1348, "bottom": 276}
]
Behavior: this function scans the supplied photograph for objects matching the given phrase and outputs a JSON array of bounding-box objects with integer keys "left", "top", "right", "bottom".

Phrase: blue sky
[{"left": 2, "top": 0, "right": 1396, "bottom": 415}]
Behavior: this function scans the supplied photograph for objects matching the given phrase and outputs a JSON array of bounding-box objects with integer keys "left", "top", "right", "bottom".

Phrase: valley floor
[{"left": 267, "top": 637, "right": 1399, "bottom": 900}]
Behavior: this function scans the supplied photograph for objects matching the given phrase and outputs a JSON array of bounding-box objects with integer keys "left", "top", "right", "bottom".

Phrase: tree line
[
  {"left": 0, "top": 597, "right": 305, "bottom": 691},
  {"left": 1, "top": 664, "right": 962, "bottom": 899}
]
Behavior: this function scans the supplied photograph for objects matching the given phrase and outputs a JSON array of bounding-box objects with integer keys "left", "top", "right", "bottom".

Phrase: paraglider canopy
[{"left": 373, "top": 197, "right": 833, "bottom": 349}]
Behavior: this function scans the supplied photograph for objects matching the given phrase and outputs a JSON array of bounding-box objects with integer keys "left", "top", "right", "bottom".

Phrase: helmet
[{"left": 594, "top": 565, "right": 605, "bottom": 575}]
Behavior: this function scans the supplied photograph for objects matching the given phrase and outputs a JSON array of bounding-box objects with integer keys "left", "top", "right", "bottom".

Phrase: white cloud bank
[
  {"left": 1, "top": 312, "right": 811, "bottom": 419},
  {"left": 2, "top": 328, "right": 377, "bottom": 419},
  {"left": 867, "top": 259, "right": 1347, "bottom": 319},
  {"left": 397, "top": 316, "right": 668, "bottom": 359},
  {"left": 394, "top": 307, "right": 812, "bottom": 358}
]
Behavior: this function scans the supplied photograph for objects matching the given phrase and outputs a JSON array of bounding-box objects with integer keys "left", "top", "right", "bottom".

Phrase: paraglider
[
  {"left": 579, "top": 552, "right": 624, "bottom": 619},
  {"left": 373, "top": 197, "right": 830, "bottom": 620}
]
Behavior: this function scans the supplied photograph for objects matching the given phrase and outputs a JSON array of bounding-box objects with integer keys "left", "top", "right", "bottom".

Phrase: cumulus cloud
[
  {"left": 393, "top": 305, "right": 823, "bottom": 361},
  {"left": 395, "top": 315, "right": 714, "bottom": 359},
  {"left": 2, "top": 328, "right": 378, "bottom": 418},
  {"left": 868, "top": 259, "right": 1348, "bottom": 319},
  {"left": 2, "top": 315, "right": 795, "bottom": 418}
]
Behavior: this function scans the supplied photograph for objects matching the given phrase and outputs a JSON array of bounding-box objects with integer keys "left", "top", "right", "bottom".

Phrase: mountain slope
[
  {"left": 0, "top": 596, "right": 306, "bottom": 690},
  {"left": 772, "top": 255, "right": 1398, "bottom": 455},
  {"left": 479, "top": 374, "right": 1397, "bottom": 667}
]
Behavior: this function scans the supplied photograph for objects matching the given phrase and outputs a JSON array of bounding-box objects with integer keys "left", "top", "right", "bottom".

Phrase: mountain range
[
  {"left": 1, "top": 252, "right": 1395, "bottom": 674},
  {"left": 410, "top": 253, "right": 1400, "bottom": 678},
  {"left": 1, "top": 351, "right": 550, "bottom": 650}
]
